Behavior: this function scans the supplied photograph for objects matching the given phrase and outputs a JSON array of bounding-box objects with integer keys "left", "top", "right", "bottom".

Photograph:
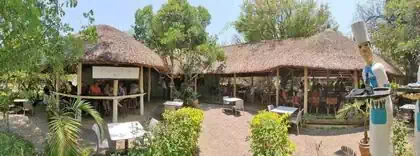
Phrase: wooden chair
[
  {"left": 290, "top": 109, "right": 304, "bottom": 135},
  {"left": 292, "top": 96, "right": 301, "bottom": 110},
  {"left": 23, "top": 101, "right": 34, "bottom": 116},
  {"left": 92, "top": 124, "right": 109, "bottom": 154},
  {"left": 310, "top": 91, "right": 320, "bottom": 113},
  {"left": 326, "top": 96, "right": 338, "bottom": 115}
]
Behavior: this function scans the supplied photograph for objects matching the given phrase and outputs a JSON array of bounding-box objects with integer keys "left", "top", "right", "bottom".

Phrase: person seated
[
  {"left": 129, "top": 83, "right": 139, "bottom": 95},
  {"left": 89, "top": 81, "right": 103, "bottom": 96}
]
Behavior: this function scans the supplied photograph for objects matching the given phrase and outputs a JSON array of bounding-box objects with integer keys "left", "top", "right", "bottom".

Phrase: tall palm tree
[{"left": 46, "top": 97, "right": 104, "bottom": 156}]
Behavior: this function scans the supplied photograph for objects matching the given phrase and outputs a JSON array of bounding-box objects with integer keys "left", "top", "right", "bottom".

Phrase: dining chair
[
  {"left": 92, "top": 124, "right": 109, "bottom": 154},
  {"left": 267, "top": 104, "right": 274, "bottom": 111},
  {"left": 290, "top": 109, "right": 304, "bottom": 135},
  {"left": 292, "top": 96, "right": 301, "bottom": 110},
  {"left": 326, "top": 96, "right": 338, "bottom": 115},
  {"left": 310, "top": 91, "right": 320, "bottom": 114},
  {"left": 148, "top": 118, "right": 159, "bottom": 131},
  {"left": 23, "top": 101, "right": 33, "bottom": 116},
  {"left": 232, "top": 99, "right": 244, "bottom": 116}
]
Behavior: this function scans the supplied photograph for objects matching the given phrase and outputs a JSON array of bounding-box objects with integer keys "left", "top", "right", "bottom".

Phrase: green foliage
[
  {"left": 234, "top": 0, "right": 337, "bottom": 42},
  {"left": 173, "top": 83, "right": 199, "bottom": 107},
  {"left": 146, "top": 108, "right": 204, "bottom": 156},
  {"left": 391, "top": 118, "right": 412, "bottom": 156},
  {"left": 371, "top": 0, "right": 420, "bottom": 82},
  {"left": 0, "top": 132, "right": 35, "bottom": 156},
  {"left": 337, "top": 100, "right": 370, "bottom": 143},
  {"left": 0, "top": 0, "right": 96, "bottom": 75},
  {"left": 46, "top": 99, "right": 104, "bottom": 156},
  {"left": 250, "top": 111, "right": 295, "bottom": 156},
  {"left": 134, "top": 0, "right": 225, "bottom": 80}
]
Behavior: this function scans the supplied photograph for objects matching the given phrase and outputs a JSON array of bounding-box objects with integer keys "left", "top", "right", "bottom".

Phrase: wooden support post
[
  {"left": 76, "top": 63, "right": 82, "bottom": 121},
  {"left": 194, "top": 76, "right": 198, "bottom": 92},
  {"left": 304, "top": 67, "right": 308, "bottom": 114},
  {"left": 55, "top": 75, "right": 60, "bottom": 110},
  {"left": 139, "top": 66, "right": 144, "bottom": 115},
  {"left": 276, "top": 68, "right": 279, "bottom": 106},
  {"left": 233, "top": 73, "right": 237, "bottom": 97},
  {"left": 112, "top": 80, "right": 118, "bottom": 123},
  {"left": 148, "top": 67, "right": 151, "bottom": 102},
  {"left": 353, "top": 69, "right": 358, "bottom": 89}
]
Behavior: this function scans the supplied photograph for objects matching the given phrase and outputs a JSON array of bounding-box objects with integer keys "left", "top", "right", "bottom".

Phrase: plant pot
[
  {"left": 359, "top": 140, "right": 370, "bottom": 156},
  {"left": 192, "top": 100, "right": 200, "bottom": 108}
]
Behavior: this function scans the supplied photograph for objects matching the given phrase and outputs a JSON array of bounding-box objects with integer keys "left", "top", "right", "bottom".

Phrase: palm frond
[
  {"left": 72, "top": 100, "right": 105, "bottom": 140},
  {"left": 47, "top": 112, "right": 81, "bottom": 156},
  {"left": 337, "top": 100, "right": 365, "bottom": 120}
]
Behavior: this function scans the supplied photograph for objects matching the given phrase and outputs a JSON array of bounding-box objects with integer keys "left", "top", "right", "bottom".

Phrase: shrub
[
  {"left": 0, "top": 132, "right": 35, "bottom": 156},
  {"left": 148, "top": 108, "right": 204, "bottom": 156},
  {"left": 392, "top": 118, "right": 412, "bottom": 156},
  {"left": 250, "top": 111, "right": 295, "bottom": 156}
]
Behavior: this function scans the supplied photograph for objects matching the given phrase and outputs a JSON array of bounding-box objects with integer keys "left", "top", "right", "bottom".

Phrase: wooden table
[
  {"left": 223, "top": 97, "right": 242, "bottom": 104},
  {"left": 163, "top": 101, "right": 183, "bottom": 110},
  {"left": 108, "top": 121, "right": 145, "bottom": 151},
  {"left": 270, "top": 106, "right": 298, "bottom": 114}
]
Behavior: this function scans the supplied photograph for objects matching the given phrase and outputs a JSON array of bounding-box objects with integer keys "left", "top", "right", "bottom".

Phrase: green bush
[
  {"left": 149, "top": 108, "right": 204, "bottom": 156},
  {"left": 250, "top": 111, "right": 295, "bottom": 156},
  {"left": 0, "top": 132, "right": 35, "bottom": 156},
  {"left": 392, "top": 118, "right": 412, "bottom": 156}
]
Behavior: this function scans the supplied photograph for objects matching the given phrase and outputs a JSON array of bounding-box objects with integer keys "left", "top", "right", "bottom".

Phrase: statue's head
[
  {"left": 351, "top": 21, "right": 374, "bottom": 65},
  {"left": 358, "top": 41, "right": 374, "bottom": 65}
]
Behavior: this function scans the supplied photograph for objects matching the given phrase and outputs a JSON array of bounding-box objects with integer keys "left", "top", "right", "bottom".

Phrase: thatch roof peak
[{"left": 82, "top": 25, "right": 165, "bottom": 70}]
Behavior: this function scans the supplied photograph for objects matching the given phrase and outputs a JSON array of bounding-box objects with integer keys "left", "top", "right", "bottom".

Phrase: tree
[
  {"left": 234, "top": 0, "right": 337, "bottom": 42},
  {"left": 134, "top": 0, "right": 225, "bottom": 100},
  {"left": 354, "top": 0, "right": 420, "bottom": 83}
]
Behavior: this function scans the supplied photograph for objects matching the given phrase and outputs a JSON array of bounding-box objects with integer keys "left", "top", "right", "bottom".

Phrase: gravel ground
[{"left": 1, "top": 103, "right": 415, "bottom": 155}]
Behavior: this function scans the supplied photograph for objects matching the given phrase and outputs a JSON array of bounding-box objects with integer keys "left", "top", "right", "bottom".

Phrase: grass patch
[{"left": 0, "top": 132, "right": 35, "bottom": 156}]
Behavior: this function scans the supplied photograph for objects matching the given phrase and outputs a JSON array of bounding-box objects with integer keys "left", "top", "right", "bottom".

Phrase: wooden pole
[
  {"left": 194, "top": 76, "right": 198, "bottom": 92},
  {"left": 76, "top": 63, "right": 82, "bottom": 121},
  {"left": 304, "top": 67, "right": 308, "bottom": 114},
  {"left": 276, "top": 68, "right": 279, "bottom": 106},
  {"left": 148, "top": 67, "right": 151, "bottom": 102},
  {"left": 139, "top": 66, "right": 144, "bottom": 115},
  {"left": 112, "top": 80, "right": 118, "bottom": 123},
  {"left": 55, "top": 74, "right": 60, "bottom": 110},
  {"left": 233, "top": 73, "right": 237, "bottom": 97},
  {"left": 353, "top": 69, "right": 358, "bottom": 89}
]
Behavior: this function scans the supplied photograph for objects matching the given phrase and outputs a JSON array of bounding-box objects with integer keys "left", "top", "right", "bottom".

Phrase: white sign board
[{"left": 92, "top": 66, "right": 139, "bottom": 79}]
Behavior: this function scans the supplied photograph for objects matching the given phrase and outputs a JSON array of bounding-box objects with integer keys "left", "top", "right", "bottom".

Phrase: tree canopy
[
  {"left": 134, "top": 0, "right": 225, "bottom": 80},
  {"left": 0, "top": 0, "right": 96, "bottom": 74},
  {"left": 234, "top": 0, "right": 337, "bottom": 42},
  {"left": 356, "top": 0, "right": 420, "bottom": 82}
]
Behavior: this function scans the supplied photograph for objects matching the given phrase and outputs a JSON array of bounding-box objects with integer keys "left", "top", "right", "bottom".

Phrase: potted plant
[
  {"left": 173, "top": 83, "right": 200, "bottom": 108},
  {"left": 337, "top": 100, "right": 370, "bottom": 156}
]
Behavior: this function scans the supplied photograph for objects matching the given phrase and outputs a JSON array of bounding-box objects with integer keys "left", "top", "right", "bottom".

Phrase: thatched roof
[
  {"left": 221, "top": 30, "right": 402, "bottom": 75},
  {"left": 82, "top": 25, "right": 165, "bottom": 70}
]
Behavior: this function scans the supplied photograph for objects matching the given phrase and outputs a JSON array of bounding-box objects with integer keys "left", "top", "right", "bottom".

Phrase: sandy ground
[{"left": 0, "top": 102, "right": 415, "bottom": 155}]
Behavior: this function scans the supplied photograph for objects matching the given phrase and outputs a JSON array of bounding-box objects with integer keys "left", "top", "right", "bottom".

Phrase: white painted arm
[{"left": 372, "top": 63, "right": 390, "bottom": 87}]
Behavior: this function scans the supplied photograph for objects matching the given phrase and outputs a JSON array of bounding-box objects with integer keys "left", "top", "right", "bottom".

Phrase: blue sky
[{"left": 63, "top": 0, "right": 359, "bottom": 44}]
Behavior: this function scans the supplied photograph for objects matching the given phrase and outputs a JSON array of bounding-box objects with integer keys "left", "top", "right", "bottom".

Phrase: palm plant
[
  {"left": 46, "top": 97, "right": 104, "bottom": 156},
  {"left": 337, "top": 100, "right": 370, "bottom": 144}
]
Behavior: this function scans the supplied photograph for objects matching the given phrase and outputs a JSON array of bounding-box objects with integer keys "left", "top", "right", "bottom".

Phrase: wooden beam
[
  {"left": 148, "top": 67, "right": 151, "bottom": 102},
  {"left": 233, "top": 73, "right": 237, "bottom": 97},
  {"left": 112, "top": 80, "right": 118, "bottom": 123},
  {"left": 139, "top": 66, "right": 144, "bottom": 115},
  {"left": 353, "top": 69, "right": 359, "bottom": 89},
  {"left": 276, "top": 68, "right": 279, "bottom": 106},
  {"left": 76, "top": 63, "right": 82, "bottom": 121},
  {"left": 304, "top": 67, "right": 308, "bottom": 114}
]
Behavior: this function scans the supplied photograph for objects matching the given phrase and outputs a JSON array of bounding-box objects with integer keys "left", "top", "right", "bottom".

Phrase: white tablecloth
[
  {"left": 163, "top": 101, "right": 183, "bottom": 107},
  {"left": 223, "top": 97, "right": 242, "bottom": 104},
  {"left": 270, "top": 106, "right": 298, "bottom": 114},
  {"left": 108, "top": 121, "right": 145, "bottom": 141}
]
